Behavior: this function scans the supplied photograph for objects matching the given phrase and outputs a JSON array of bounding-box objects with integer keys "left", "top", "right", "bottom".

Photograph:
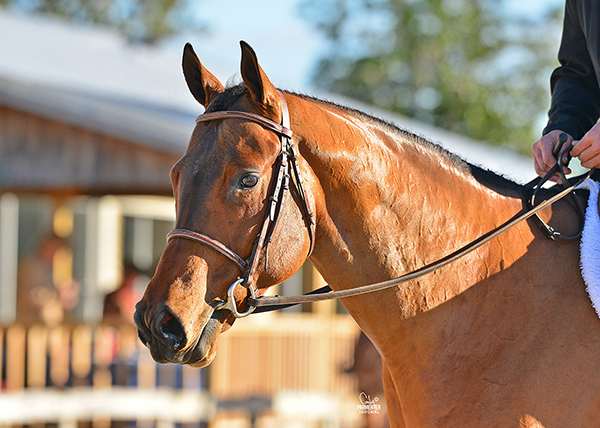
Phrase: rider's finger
[{"left": 580, "top": 151, "right": 600, "bottom": 169}]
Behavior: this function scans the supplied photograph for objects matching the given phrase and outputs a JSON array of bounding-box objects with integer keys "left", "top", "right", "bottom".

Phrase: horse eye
[{"left": 240, "top": 174, "right": 259, "bottom": 188}]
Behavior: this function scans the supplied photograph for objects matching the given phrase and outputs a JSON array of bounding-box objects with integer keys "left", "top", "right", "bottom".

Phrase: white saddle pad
[{"left": 578, "top": 179, "right": 600, "bottom": 317}]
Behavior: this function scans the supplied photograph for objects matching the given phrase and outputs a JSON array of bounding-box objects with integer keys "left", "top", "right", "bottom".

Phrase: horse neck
[{"left": 292, "top": 96, "right": 528, "bottom": 310}]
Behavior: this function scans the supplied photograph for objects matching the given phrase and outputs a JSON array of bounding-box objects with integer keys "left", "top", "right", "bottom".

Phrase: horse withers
[{"left": 134, "top": 42, "right": 600, "bottom": 427}]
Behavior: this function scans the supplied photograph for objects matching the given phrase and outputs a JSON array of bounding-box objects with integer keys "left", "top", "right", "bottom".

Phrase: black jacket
[{"left": 543, "top": 0, "right": 600, "bottom": 140}]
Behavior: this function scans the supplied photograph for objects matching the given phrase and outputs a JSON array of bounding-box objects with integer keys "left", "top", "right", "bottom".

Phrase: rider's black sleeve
[{"left": 543, "top": 0, "right": 600, "bottom": 140}]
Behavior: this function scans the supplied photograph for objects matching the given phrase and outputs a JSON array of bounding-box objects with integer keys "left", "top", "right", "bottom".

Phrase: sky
[
  {"left": 504, "top": 0, "right": 564, "bottom": 16},
  {"left": 178, "top": 0, "right": 324, "bottom": 91},
  {"left": 177, "top": 0, "right": 566, "bottom": 93}
]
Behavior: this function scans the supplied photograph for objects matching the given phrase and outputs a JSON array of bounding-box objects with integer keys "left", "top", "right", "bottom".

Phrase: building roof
[
  {"left": 0, "top": 77, "right": 192, "bottom": 156},
  {"left": 0, "top": 10, "right": 204, "bottom": 112}
]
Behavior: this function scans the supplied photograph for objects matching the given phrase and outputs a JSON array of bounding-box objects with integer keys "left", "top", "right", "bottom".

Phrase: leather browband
[{"left": 195, "top": 110, "right": 293, "bottom": 139}]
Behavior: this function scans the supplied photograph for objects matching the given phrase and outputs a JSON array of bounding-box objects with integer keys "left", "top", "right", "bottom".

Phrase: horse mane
[{"left": 207, "top": 83, "right": 526, "bottom": 199}]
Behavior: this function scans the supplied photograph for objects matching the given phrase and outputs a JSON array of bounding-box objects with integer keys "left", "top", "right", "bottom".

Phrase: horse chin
[
  {"left": 181, "top": 310, "right": 226, "bottom": 367},
  {"left": 185, "top": 345, "right": 218, "bottom": 368},
  {"left": 185, "top": 311, "right": 239, "bottom": 367}
]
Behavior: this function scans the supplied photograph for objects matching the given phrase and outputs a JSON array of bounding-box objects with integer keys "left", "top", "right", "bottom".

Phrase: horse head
[{"left": 134, "top": 42, "right": 315, "bottom": 367}]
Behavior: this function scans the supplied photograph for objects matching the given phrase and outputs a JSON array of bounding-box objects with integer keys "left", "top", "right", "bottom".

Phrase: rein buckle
[{"left": 214, "top": 278, "right": 257, "bottom": 318}]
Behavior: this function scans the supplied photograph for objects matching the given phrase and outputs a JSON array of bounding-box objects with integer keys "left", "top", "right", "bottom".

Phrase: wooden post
[
  {"left": 27, "top": 325, "right": 48, "bottom": 388},
  {"left": 71, "top": 324, "right": 93, "bottom": 385},
  {"left": 92, "top": 325, "right": 113, "bottom": 428},
  {"left": 0, "top": 326, "right": 3, "bottom": 386},
  {"left": 92, "top": 325, "right": 114, "bottom": 389},
  {"left": 0, "top": 193, "right": 19, "bottom": 325},
  {"left": 5, "top": 324, "right": 26, "bottom": 390},
  {"left": 137, "top": 339, "right": 158, "bottom": 428},
  {"left": 48, "top": 325, "right": 71, "bottom": 387}
]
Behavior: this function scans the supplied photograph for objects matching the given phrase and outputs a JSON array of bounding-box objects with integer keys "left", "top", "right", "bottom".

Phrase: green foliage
[
  {"left": 300, "top": 0, "right": 562, "bottom": 152},
  {"left": 2, "top": 0, "right": 201, "bottom": 43}
]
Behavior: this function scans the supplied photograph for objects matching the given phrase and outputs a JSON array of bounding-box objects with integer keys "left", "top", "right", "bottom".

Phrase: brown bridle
[
  {"left": 168, "top": 92, "right": 595, "bottom": 318},
  {"left": 166, "top": 91, "right": 316, "bottom": 317}
]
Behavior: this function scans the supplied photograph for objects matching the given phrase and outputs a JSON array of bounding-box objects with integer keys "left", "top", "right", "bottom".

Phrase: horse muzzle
[{"left": 134, "top": 301, "right": 222, "bottom": 367}]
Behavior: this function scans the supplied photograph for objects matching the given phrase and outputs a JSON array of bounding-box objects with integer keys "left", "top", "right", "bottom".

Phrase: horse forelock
[{"left": 204, "top": 83, "right": 248, "bottom": 113}]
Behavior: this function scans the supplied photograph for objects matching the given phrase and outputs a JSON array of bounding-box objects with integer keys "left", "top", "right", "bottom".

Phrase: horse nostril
[{"left": 155, "top": 310, "right": 187, "bottom": 352}]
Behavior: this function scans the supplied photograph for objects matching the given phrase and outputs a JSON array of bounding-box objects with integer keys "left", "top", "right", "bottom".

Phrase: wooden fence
[
  {"left": 0, "top": 322, "right": 212, "bottom": 428},
  {"left": 0, "top": 314, "right": 362, "bottom": 428}
]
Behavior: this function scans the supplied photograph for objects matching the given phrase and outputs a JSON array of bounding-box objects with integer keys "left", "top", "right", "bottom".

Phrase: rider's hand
[
  {"left": 532, "top": 129, "right": 573, "bottom": 182},
  {"left": 571, "top": 122, "right": 600, "bottom": 170}
]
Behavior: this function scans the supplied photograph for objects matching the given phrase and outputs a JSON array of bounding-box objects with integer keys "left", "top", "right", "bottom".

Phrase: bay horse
[{"left": 134, "top": 41, "right": 600, "bottom": 427}]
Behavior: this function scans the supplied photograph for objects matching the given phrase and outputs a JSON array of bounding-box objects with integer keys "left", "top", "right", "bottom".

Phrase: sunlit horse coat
[{"left": 135, "top": 42, "right": 600, "bottom": 427}]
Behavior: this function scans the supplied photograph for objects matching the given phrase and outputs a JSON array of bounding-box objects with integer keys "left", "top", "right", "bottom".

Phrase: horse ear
[
  {"left": 239, "top": 41, "right": 279, "bottom": 112},
  {"left": 182, "top": 43, "right": 225, "bottom": 107}
]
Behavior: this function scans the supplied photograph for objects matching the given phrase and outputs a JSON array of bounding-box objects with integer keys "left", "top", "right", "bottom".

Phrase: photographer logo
[{"left": 357, "top": 392, "right": 381, "bottom": 415}]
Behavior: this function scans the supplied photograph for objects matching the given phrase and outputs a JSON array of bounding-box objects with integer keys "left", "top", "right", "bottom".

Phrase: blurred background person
[
  {"left": 16, "top": 233, "right": 80, "bottom": 326},
  {"left": 103, "top": 263, "right": 147, "bottom": 325}
]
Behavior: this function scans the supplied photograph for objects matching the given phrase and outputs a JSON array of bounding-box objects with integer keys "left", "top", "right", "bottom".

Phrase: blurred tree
[
  {"left": 0, "top": 0, "right": 202, "bottom": 43},
  {"left": 299, "top": 0, "right": 562, "bottom": 152}
]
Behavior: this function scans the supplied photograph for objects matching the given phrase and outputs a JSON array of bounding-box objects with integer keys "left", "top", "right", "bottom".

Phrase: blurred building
[{"left": 0, "top": 11, "right": 193, "bottom": 324}]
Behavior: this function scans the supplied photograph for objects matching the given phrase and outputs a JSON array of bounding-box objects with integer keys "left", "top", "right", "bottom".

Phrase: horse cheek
[{"left": 260, "top": 207, "right": 310, "bottom": 287}]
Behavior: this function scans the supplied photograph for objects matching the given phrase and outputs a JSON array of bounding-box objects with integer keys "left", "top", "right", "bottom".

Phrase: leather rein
[{"left": 167, "top": 92, "right": 595, "bottom": 318}]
